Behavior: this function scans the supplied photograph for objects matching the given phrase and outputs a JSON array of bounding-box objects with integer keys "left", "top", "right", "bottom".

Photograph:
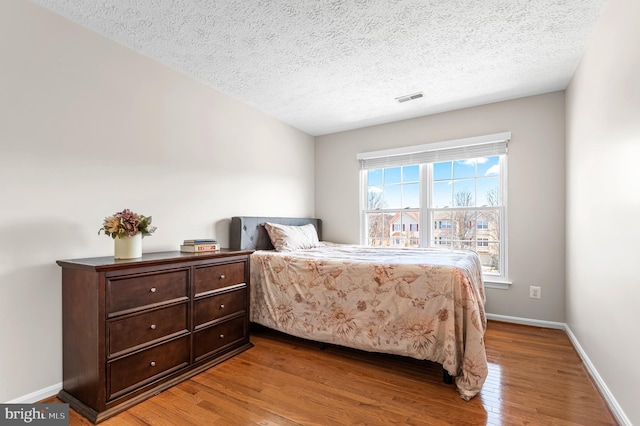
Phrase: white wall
[
  {"left": 0, "top": 1, "right": 314, "bottom": 402},
  {"left": 566, "top": 0, "right": 640, "bottom": 423},
  {"left": 316, "top": 92, "right": 567, "bottom": 322}
]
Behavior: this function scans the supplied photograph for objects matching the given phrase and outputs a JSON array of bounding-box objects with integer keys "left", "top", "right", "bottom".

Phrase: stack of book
[{"left": 180, "top": 239, "right": 220, "bottom": 253}]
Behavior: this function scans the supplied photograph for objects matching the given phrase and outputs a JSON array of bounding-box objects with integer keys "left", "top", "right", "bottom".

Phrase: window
[
  {"left": 364, "top": 165, "right": 420, "bottom": 247},
  {"left": 435, "top": 220, "right": 452, "bottom": 229},
  {"left": 435, "top": 236, "right": 452, "bottom": 246},
  {"left": 431, "top": 157, "right": 503, "bottom": 274},
  {"left": 359, "top": 132, "right": 509, "bottom": 279}
]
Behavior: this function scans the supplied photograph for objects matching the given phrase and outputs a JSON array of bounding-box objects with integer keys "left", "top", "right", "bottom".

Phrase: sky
[{"left": 367, "top": 156, "right": 501, "bottom": 209}]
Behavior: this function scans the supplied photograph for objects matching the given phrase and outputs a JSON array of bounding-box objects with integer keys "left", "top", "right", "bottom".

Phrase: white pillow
[{"left": 263, "top": 222, "right": 320, "bottom": 252}]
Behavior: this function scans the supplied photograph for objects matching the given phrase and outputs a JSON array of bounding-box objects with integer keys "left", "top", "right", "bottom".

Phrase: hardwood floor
[{"left": 46, "top": 321, "right": 618, "bottom": 425}]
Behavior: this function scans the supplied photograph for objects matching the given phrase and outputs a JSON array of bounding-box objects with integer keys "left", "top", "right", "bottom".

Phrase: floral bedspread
[{"left": 250, "top": 243, "right": 488, "bottom": 400}]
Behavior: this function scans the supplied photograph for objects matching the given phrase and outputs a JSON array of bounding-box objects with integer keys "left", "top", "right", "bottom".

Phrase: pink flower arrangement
[{"left": 98, "top": 209, "right": 157, "bottom": 239}]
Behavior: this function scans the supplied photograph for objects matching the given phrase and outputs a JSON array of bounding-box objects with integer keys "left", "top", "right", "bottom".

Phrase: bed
[{"left": 229, "top": 216, "right": 488, "bottom": 400}]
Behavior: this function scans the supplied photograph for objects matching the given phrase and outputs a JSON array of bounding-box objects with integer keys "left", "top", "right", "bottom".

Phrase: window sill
[{"left": 483, "top": 279, "right": 512, "bottom": 290}]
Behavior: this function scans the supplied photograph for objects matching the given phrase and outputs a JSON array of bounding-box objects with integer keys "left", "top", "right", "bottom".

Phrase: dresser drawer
[
  {"left": 107, "top": 303, "right": 189, "bottom": 357},
  {"left": 193, "top": 316, "right": 246, "bottom": 361},
  {"left": 108, "top": 336, "right": 189, "bottom": 400},
  {"left": 107, "top": 269, "right": 189, "bottom": 316},
  {"left": 195, "top": 288, "right": 247, "bottom": 327},
  {"left": 194, "top": 261, "right": 246, "bottom": 295}
]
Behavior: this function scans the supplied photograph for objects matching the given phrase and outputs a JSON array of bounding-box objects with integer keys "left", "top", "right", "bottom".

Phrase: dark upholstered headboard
[{"left": 229, "top": 216, "right": 322, "bottom": 250}]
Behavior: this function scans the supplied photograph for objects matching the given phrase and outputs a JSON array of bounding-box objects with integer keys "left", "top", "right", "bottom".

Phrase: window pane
[
  {"left": 477, "top": 177, "right": 500, "bottom": 206},
  {"left": 453, "top": 180, "right": 475, "bottom": 206},
  {"left": 452, "top": 209, "right": 476, "bottom": 241},
  {"left": 382, "top": 213, "right": 394, "bottom": 246},
  {"left": 365, "top": 212, "right": 383, "bottom": 245},
  {"left": 433, "top": 161, "right": 452, "bottom": 180},
  {"left": 389, "top": 212, "right": 421, "bottom": 247},
  {"left": 432, "top": 211, "right": 453, "bottom": 248},
  {"left": 477, "top": 156, "right": 500, "bottom": 176},
  {"left": 384, "top": 167, "right": 401, "bottom": 184},
  {"left": 481, "top": 243, "right": 501, "bottom": 274},
  {"left": 402, "top": 183, "right": 419, "bottom": 208},
  {"left": 453, "top": 159, "right": 476, "bottom": 179},
  {"left": 368, "top": 168, "right": 383, "bottom": 186},
  {"left": 433, "top": 181, "right": 452, "bottom": 208},
  {"left": 367, "top": 186, "right": 384, "bottom": 209},
  {"left": 390, "top": 223, "right": 402, "bottom": 246},
  {"left": 403, "top": 165, "right": 420, "bottom": 182},
  {"left": 383, "top": 185, "right": 402, "bottom": 209},
  {"left": 481, "top": 209, "right": 500, "bottom": 241},
  {"left": 366, "top": 212, "right": 400, "bottom": 246}
]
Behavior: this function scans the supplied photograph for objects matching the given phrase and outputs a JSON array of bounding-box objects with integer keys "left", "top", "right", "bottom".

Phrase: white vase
[{"left": 114, "top": 233, "right": 143, "bottom": 259}]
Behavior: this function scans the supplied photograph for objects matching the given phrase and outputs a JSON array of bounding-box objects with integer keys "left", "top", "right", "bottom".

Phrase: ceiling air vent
[{"left": 395, "top": 92, "right": 424, "bottom": 103}]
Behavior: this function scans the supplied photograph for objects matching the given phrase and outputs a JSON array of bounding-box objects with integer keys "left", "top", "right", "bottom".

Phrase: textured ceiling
[{"left": 29, "top": 0, "right": 607, "bottom": 136}]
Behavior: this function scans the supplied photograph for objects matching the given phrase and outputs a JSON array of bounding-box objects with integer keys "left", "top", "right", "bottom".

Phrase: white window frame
[
  {"left": 358, "top": 132, "right": 510, "bottom": 284},
  {"left": 423, "top": 156, "right": 508, "bottom": 281}
]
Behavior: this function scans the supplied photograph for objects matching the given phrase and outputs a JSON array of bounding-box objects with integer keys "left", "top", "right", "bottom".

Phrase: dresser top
[{"left": 57, "top": 249, "right": 254, "bottom": 271}]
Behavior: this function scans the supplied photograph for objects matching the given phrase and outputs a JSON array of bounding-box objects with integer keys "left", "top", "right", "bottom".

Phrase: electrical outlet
[{"left": 529, "top": 286, "right": 541, "bottom": 299}]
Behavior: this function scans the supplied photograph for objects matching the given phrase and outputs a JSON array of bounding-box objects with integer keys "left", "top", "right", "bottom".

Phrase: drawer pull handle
[
  {"left": 150, "top": 324, "right": 156, "bottom": 330},
  {"left": 220, "top": 304, "right": 225, "bottom": 309},
  {"left": 219, "top": 274, "right": 226, "bottom": 279},
  {"left": 219, "top": 334, "right": 224, "bottom": 339},
  {"left": 150, "top": 361, "right": 156, "bottom": 367},
  {"left": 150, "top": 287, "right": 157, "bottom": 293}
]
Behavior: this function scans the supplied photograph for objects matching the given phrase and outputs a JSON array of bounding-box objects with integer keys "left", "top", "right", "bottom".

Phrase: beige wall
[
  {"left": 316, "top": 92, "right": 567, "bottom": 322},
  {"left": 566, "top": 0, "right": 640, "bottom": 423},
  {"left": 0, "top": 1, "right": 314, "bottom": 402}
]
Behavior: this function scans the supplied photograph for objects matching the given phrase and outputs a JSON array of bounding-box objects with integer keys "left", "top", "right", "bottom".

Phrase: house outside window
[{"left": 359, "top": 133, "right": 509, "bottom": 280}]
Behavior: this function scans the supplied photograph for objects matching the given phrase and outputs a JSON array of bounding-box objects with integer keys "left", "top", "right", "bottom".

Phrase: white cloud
[
  {"left": 485, "top": 165, "right": 500, "bottom": 176},
  {"left": 461, "top": 157, "right": 488, "bottom": 166}
]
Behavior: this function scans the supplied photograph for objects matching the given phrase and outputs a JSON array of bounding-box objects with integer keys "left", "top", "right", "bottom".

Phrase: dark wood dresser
[{"left": 56, "top": 249, "right": 253, "bottom": 423}]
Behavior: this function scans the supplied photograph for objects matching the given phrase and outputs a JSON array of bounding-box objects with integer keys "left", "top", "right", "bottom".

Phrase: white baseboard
[
  {"left": 564, "top": 326, "right": 631, "bottom": 426},
  {"left": 485, "top": 313, "right": 566, "bottom": 329},
  {"left": 487, "top": 313, "right": 630, "bottom": 426},
  {"left": 7, "top": 382, "right": 62, "bottom": 404}
]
